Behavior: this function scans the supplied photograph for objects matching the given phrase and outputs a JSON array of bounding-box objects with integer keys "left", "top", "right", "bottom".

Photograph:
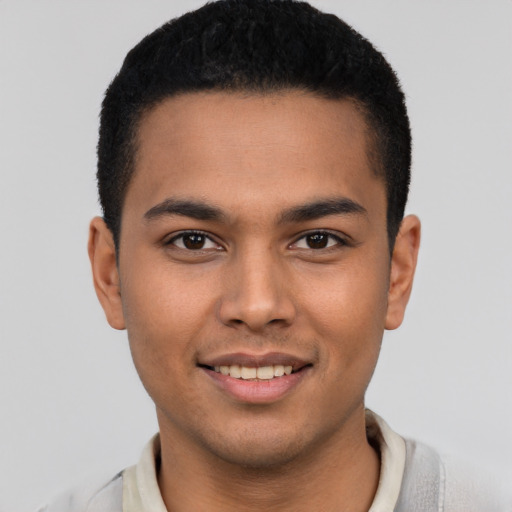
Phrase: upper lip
[{"left": 198, "top": 352, "right": 313, "bottom": 371}]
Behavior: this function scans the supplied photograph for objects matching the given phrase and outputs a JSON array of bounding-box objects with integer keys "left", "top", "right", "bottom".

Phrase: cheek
[
  {"left": 300, "top": 258, "right": 389, "bottom": 363},
  {"left": 121, "top": 250, "right": 215, "bottom": 332},
  {"left": 120, "top": 271, "right": 211, "bottom": 416},
  {"left": 118, "top": 256, "right": 217, "bottom": 383}
]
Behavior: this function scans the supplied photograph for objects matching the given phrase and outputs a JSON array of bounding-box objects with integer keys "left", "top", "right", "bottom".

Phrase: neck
[{"left": 157, "top": 407, "right": 380, "bottom": 512}]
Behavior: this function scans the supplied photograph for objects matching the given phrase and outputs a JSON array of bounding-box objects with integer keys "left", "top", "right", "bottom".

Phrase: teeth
[
  {"left": 241, "top": 366, "right": 257, "bottom": 379},
  {"left": 211, "top": 364, "right": 297, "bottom": 380},
  {"left": 229, "top": 365, "right": 242, "bottom": 378},
  {"left": 274, "top": 365, "right": 285, "bottom": 377},
  {"left": 256, "top": 366, "right": 274, "bottom": 380}
]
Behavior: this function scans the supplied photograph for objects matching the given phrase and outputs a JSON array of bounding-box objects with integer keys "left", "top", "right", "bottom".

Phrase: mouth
[
  {"left": 199, "top": 363, "right": 300, "bottom": 380},
  {"left": 197, "top": 353, "right": 313, "bottom": 403},
  {"left": 198, "top": 352, "right": 312, "bottom": 379}
]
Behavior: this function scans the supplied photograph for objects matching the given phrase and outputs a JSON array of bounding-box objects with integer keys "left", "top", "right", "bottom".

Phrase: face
[{"left": 90, "top": 91, "right": 419, "bottom": 469}]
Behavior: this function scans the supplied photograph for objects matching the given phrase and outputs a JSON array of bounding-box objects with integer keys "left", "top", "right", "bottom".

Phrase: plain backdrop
[{"left": 1, "top": 1, "right": 511, "bottom": 510}]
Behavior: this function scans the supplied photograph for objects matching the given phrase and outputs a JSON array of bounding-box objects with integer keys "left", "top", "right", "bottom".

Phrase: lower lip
[{"left": 202, "top": 367, "right": 311, "bottom": 404}]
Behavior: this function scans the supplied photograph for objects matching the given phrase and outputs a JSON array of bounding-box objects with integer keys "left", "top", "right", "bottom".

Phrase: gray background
[{"left": 1, "top": 1, "right": 511, "bottom": 510}]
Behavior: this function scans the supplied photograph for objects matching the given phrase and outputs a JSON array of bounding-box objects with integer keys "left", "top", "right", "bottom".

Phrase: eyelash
[
  {"left": 290, "top": 231, "right": 348, "bottom": 251},
  {"left": 165, "top": 230, "right": 222, "bottom": 251},
  {"left": 165, "top": 230, "right": 348, "bottom": 252}
]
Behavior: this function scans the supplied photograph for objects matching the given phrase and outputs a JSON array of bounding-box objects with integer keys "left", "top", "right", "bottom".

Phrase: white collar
[{"left": 366, "top": 410, "right": 406, "bottom": 511}]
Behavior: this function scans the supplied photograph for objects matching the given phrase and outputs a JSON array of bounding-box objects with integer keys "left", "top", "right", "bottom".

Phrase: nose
[{"left": 217, "top": 247, "right": 296, "bottom": 332}]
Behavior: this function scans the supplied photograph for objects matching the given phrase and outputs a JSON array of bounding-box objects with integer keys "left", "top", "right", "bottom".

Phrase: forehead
[{"left": 126, "top": 91, "right": 385, "bottom": 225}]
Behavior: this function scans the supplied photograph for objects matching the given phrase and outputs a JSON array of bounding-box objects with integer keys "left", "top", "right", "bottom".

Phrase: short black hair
[{"left": 98, "top": 0, "right": 411, "bottom": 250}]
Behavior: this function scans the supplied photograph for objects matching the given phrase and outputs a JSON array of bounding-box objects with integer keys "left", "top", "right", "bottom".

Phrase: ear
[
  {"left": 385, "top": 214, "right": 421, "bottom": 330},
  {"left": 88, "top": 217, "right": 126, "bottom": 330}
]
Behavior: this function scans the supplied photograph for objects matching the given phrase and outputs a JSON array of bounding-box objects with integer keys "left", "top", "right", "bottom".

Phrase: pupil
[
  {"left": 307, "top": 233, "right": 328, "bottom": 249},
  {"left": 184, "top": 234, "right": 205, "bottom": 250}
]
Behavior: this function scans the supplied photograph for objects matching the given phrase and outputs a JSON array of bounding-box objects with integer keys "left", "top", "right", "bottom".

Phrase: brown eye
[
  {"left": 306, "top": 233, "right": 329, "bottom": 249},
  {"left": 169, "top": 232, "right": 220, "bottom": 251},
  {"left": 292, "top": 231, "right": 345, "bottom": 250},
  {"left": 182, "top": 233, "right": 206, "bottom": 250}
]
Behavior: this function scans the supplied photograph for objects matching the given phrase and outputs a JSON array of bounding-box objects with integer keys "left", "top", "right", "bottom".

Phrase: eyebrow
[
  {"left": 144, "top": 199, "right": 225, "bottom": 222},
  {"left": 278, "top": 198, "right": 367, "bottom": 224},
  {"left": 143, "top": 196, "right": 367, "bottom": 224}
]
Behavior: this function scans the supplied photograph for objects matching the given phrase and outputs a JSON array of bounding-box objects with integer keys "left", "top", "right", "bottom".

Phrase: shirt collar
[{"left": 366, "top": 409, "right": 407, "bottom": 511}]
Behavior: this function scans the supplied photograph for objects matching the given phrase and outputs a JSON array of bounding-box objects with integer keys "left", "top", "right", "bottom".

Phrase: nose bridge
[{"left": 218, "top": 241, "right": 295, "bottom": 330}]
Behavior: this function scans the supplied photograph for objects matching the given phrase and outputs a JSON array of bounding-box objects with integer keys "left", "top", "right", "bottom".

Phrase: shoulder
[
  {"left": 396, "top": 438, "right": 511, "bottom": 512},
  {"left": 441, "top": 453, "right": 511, "bottom": 512},
  {"left": 36, "top": 470, "right": 123, "bottom": 512}
]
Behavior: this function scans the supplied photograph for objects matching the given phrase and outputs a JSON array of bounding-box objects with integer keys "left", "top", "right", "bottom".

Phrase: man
[{"left": 40, "top": 0, "right": 509, "bottom": 510}]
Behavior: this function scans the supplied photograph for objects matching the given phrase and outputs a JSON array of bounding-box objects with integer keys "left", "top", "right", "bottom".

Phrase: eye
[
  {"left": 168, "top": 231, "right": 221, "bottom": 251},
  {"left": 292, "top": 231, "right": 345, "bottom": 250}
]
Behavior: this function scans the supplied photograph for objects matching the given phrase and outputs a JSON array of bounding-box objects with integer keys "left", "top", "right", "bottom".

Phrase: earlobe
[
  {"left": 385, "top": 215, "right": 421, "bottom": 330},
  {"left": 88, "top": 217, "right": 126, "bottom": 330}
]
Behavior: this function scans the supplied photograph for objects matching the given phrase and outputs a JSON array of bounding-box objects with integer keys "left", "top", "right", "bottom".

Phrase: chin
[
  {"left": 200, "top": 423, "right": 318, "bottom": 470},
  {"left": 213, "top": 442, "right": 306, "bottom": 470}
]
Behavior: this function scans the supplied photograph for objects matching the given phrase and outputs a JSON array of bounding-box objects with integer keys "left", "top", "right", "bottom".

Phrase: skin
[{"left": 89, "top": 91, "right": 420, "bottom": 512}]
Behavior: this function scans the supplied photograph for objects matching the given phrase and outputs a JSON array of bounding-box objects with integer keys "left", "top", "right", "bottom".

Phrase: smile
[
  {"left": 198, "top": 354, "right": 313, "bottom": 403},
  {"left": 211, "top": 364, "right": 293, "bottom": 380}
]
